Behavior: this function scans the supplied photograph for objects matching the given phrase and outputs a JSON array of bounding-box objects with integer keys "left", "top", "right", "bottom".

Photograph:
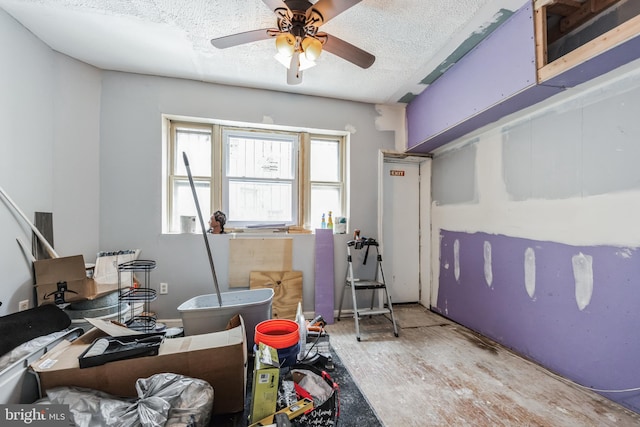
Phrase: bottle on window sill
[
  {"left": 321, "top": 213, "right": 326, "bottom": 229},
  {"left": 327, "top": 211, "right": 333, "bottom": 230}
]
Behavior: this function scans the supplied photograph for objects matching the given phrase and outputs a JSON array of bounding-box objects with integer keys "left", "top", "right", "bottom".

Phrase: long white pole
[
  {"left": 183, "top": 152, "right": 222, "bottom": 307},
  {"left": 16, "top": 238, "right": 36, "bottom": 263},
  {"left": 0, "top": 185, "right": 59, "bottom": 259}
]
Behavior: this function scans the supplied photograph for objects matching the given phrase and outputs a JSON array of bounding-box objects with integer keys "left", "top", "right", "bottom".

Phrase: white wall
[
  {"left": 430, "top": 58, "right": 640, "bottom": 305},
  {"left": 0, "top": 9, "right": 101, "bottom": 315},
  {"left": 97, "top": 72, "right": 395, "bottom": 318}
]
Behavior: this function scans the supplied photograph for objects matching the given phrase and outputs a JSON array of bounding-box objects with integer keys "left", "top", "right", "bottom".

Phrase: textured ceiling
[{"left": 0, "top": 0, "right": 524, "bottom": 104}]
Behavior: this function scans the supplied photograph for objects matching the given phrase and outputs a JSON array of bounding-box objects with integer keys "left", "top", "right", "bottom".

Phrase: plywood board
[
  {"left": 250, "top": 271, "right": 302, "bottom": 320},
  {"left": 229, "top": 238, "right": 293, "bottom": 287}
]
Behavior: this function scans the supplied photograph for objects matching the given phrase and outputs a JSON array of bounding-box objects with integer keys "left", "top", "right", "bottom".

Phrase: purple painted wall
[
  {"left": 407, "top": 3, "right": 542, "bottom": 152},
  {"left": 315, "top": 229, "right": 335, "bottom": 324},
  {"left": 436, "top": 229, "right": 640, "bottom": 412}
]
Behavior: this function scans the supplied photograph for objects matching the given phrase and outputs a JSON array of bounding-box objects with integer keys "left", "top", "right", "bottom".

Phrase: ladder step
[
  {"left": 341, "top": 242, "right": 399, "bottom": 340},
  {"left": 351, "top": 280, "right": 386, "bottom": 290},
  {"left": 356, "top": 308, "right": 392, "bottom": 317}
]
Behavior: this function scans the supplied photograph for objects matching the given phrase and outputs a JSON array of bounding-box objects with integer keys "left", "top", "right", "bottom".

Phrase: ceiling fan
[{"left": 210, "top": 0, "right": 375, "bottom": 85}]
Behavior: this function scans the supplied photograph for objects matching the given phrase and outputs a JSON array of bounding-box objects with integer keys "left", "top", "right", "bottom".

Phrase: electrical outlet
[
  {"left": 160, "top": 283, "right": 168, "bottom": 295},
  {"left": 18, "top": 299, "right": 29, "bottom": 311}
]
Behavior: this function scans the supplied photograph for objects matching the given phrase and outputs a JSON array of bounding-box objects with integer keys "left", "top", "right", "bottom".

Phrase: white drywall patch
[
  {"left": 430, "top": 61, "right": 640, "bottom": 249},
  {"left": 524, "top": 247, "right": 536, "bottom": 298},
  {"left": 344, "top": 124, "right": 357, "bottom": 134},
  {"left": 572, "top": 253, "right": 593, "bottom": 311},
  {"left": 616, "top": 248, "right": 633, "bottom": 259},
  {"left": 484, "top": 241, "right": 493, "bottom": 287},
  {"left": 375, "top": 104, "right": 407, "bottom": 151},
  {"left": 454, "top": 239, "right": 460, "bottom": 282},
  {"left": 262, "top": 115, "right": 274, "bottom": 124}
]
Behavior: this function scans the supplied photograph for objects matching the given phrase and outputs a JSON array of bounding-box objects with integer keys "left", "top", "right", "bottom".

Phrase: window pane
[
  {"left": 311, "top": 139, "right": 339, "bottom": 182},
  {"left": 175, "top": 129, "right": 211, "bottom": 177},
  {"left": 310, "top": 185, "right": 341, "bottom": 229},
  {"left": 229, "top": 181, "right": 292, "bottom": 223},
  {"left": 227, "top": 135, "right": 293, "bottom": 179},
  {"left": 172, "top": 180, "right": 210, "bottom": 232}
]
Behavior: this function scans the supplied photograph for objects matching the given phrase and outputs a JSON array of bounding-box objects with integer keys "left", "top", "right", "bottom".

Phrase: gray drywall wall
[
  {"left": 582, "top": 84, "right": 640, "bottom": 195},
  {"left": 98, "top": 72, "right": 394, "bottom": 318},
  {"left": 503, "top": 108, "right": 583, "bottom": 200},
  {"left": 52, "top": 54, "right": 102, "bottom": 259},
  {"left": 1, "top": 9, "right": 55, "bottom": 315},
  {"left": 432, "top": 140, "right": 478, "bottom": 205},
  {"left": 503, "top": 81, "right": 640, "bottom": 201},
  {"left": 0, "top": 9, "right": 102, "bottom": 315}
]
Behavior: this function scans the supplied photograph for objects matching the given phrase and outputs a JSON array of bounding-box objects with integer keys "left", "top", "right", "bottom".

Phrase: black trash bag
[{"left": 277, "top": 364, "right": 339, "bottom": 427}]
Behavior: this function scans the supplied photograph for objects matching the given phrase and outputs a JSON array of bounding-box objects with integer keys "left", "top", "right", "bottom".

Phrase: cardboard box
[
  {"left": 31, "top": 315, "right": 248, "bottom": 414},
  {"left": 250, "top": 343, "right": 280, "bottom": 423},
  {"left": 34, "top": 255, "right": 118, "bottom": 306}
]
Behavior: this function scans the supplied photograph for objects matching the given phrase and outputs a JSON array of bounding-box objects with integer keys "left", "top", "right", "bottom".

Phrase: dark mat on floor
[
  {"left": 0, "top": 304, "right": 71, "bottom": 356},
  {"left": 210, "top": 348, "right": 382, "bottom": 426}
]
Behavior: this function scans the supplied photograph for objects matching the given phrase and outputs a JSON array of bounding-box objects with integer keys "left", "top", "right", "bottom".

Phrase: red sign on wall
[{"left": 390, "top": 170, "right": 405, "bottom": 176}]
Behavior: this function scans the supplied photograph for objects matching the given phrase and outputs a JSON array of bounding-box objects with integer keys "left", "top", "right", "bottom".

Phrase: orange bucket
[{"left": 254, "top": 319, "right": 300, "bottom": 349}]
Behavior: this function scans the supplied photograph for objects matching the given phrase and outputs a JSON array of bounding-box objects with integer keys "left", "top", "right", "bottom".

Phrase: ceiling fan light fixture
[
  {"left": 275, "top": 33, "right": 295, "bottom": 56},
  {"left": 302, "top": 37, "right": 322, "bottom": 61},
  {"left": 298, "top": 54, "right": 316, "bottom": 71},
  {"left": 275, "top": 52, "right": 293, "bottom": 69}
]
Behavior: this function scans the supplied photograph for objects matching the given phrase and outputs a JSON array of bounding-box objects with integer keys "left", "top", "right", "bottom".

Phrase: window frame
[
  {"left": 308, "top": 135, "right": 347, "bottom": 229},
  {"left": 164, "top": 117, "right": 347, "bottom": 233},
  {"left": 221, "top": 127, "right": 299, "bottom": 228}
]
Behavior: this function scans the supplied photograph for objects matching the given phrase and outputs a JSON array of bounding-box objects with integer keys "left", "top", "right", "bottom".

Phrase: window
[
  {"left": 223, "top": 129, "right": 298, "bottom": 227},
  {"left": 165, "top": 119, "right": 346, "bottom": 233},
  {"left": 310, "top": 137, "right": 344, "bottom": 230}
]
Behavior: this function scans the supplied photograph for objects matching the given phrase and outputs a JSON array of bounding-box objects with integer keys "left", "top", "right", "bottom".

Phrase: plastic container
[
  {"left": 254, "top": 319, "right": 300, "bottom": 349},
  {"left": 178, "top": 288, "right": 274, "bottom": 351},
  {"left": 254, "top": 318, "right": 301, "bottom": 367}
]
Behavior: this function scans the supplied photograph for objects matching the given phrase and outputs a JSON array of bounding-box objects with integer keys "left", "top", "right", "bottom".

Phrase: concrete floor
[{"left": 326, "top": 304, "right": 640, "bottom": 427}]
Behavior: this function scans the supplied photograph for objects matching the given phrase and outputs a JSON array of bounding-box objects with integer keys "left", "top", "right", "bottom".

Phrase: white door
[{"left": 381, "top": 159, "right": 420, "bottom": 303}]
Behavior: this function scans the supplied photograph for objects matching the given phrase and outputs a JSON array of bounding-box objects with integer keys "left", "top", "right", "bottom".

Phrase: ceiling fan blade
[
  {"left": 211, "top": 28, "right": 275, "bottom": 49},
  {"left": 309, "top": 0, "right": 362, "bottom": 24},
  {"left": 262, "top": 0, "right": 288, "bottom": 12},
  {"left": 287, "top": 52, "right": 303, "bottom": 85},
  {"left": 320, "top": 32, "right": 375, "bottom": 69}
]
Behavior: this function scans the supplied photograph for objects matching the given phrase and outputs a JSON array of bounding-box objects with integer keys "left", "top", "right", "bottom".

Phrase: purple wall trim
[
  {"left": 406, "top": 83, "right": 562, "bottom": 153},
  {"left": 407, "top": 3, "right": 537, "bottom": 151},
  {"left": 314, "top": 229, "right": 335, "bottom": 324},
  {"left": 436, "top": 230, "right": 640, "bottom": 413}
]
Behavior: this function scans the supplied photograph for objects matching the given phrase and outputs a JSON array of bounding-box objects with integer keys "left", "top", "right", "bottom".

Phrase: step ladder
[{"left": 337, "top": 238, "right": 399, "bottom": 341}]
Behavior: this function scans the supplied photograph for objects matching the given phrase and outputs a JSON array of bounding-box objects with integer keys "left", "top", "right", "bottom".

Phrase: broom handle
[
  {"left": 16, "top": 237, "right": 37, "bottom": 263},
  {"left": 0, "top": 185, "right": 59, "bottom": 259},
  {"left": 182, "top": 152, "right": 222, "bottom": 307}
]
